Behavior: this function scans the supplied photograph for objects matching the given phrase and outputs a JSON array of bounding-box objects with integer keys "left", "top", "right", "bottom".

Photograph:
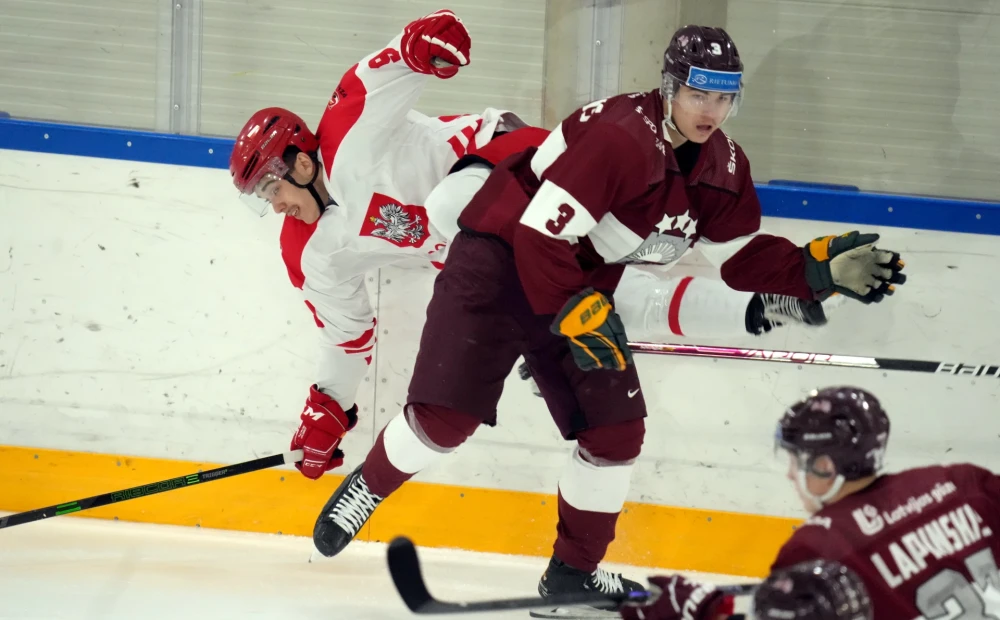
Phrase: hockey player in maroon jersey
[
  {"left": 309, "top": 25, "right": 907, "bottom": 619},
  {"left": 769, "top": 386, "right": 1000, "bottom": 618},
  {"left": 650, "top": 387, "right": 1000, "bottom": 619},
  {"left": 618, "top": 559, "right": 873, "bottom": 620}
]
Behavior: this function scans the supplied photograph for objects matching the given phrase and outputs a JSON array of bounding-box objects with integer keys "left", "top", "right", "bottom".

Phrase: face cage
[
  {"left": 660, "top": 72, "right": 744, "bottom": 134},
  {"left": 237, "top": 155, "right": 290, "bottom": 217}
]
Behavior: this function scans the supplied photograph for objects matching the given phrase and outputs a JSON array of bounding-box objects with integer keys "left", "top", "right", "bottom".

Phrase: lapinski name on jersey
[
  {"left": 870, "top": 502, "right": 993, "bottom": 588},
  {"left": 936, "top": 362, "right": 1000, "bottom": 377}
]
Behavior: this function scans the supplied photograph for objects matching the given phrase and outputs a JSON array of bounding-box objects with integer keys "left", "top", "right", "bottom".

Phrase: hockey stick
[
  {"left": 0, "top": 449, "right": 303, "bottom": 530},
  {"left": 386, "top": 536, "right": 756, "bottom": 614},
  {"left": 628, "top": 341, "right": 1000, "bottom": 378}
]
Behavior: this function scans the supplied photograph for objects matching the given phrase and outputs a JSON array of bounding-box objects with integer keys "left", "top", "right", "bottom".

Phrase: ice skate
[
  {"left": 529, "top": 555, "right": 646, "bottom": 619},
  {"left": 312, "top": 463, "right": 384, "bottom": 557},
  {"left": 747, "top": 292, "right": 827, "bottom": 334}
]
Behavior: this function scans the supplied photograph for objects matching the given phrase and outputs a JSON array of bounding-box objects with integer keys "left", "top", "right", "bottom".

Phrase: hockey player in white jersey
[
  {"left": 228, "top": 9, "right": 558, "bottom": 478},
  {"left": 227, "top": 10, "right": 829, "bottom": 481}
]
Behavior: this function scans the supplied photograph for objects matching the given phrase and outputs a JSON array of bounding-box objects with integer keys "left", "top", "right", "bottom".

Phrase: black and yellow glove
[
  {"left": 551, "top": 288, "right": 632, "bottom": 371},
  {"left": 803, "top": 231, "right": 906, "bottom": 303}
]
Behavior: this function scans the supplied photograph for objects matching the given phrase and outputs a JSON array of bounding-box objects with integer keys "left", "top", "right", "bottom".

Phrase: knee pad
[
  {"left": 559, "top": 419, "right": 645, "bottom": 514},
  {"left": 380, "top": 403, "right": 480, "bottom": 476},
  {"left": 574, "top": 418, "right": 645, "bottom": 464},
  {"left": 406, "top": 402, "right": 481, "bottom": 450}
]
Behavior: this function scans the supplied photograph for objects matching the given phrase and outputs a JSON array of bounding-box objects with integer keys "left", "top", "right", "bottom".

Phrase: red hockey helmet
[
  {"left": 661, "top": 25, "right": 745, "bottom": 124},
  {"left": 229, "top": 107, "right": 320, "bottom": 215},
  {"left": 751, "top": 560, "right": 872, "bottom": 620}
]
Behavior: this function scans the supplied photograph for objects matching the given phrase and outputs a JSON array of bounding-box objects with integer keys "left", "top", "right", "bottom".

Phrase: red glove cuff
[{"left": 304, "top": 385, "right": 358, "bottom": 433}]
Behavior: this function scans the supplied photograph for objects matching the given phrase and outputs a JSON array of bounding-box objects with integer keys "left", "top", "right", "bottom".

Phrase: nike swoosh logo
[{"left": 628, "top": 388, "right": 640, "bottom": 398}]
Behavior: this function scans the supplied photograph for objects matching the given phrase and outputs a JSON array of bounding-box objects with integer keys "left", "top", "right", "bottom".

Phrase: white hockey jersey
[{"left": 280, "top": 31, "right": 515, "bottom": 410}]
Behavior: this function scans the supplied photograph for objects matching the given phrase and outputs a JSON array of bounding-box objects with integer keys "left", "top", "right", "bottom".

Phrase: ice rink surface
[{"left": 0, "top": 515, "right": 755, "bottom": 619}]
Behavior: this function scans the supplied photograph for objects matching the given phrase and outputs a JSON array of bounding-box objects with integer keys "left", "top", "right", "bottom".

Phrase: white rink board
[{"left": 2, "top": 149, "right": 999, "bottom": 521}]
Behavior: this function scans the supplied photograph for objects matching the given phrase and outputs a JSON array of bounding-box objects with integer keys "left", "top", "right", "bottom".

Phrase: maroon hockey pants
[{"left": 362, "top": 232, "right": 647, "bottom": 571}]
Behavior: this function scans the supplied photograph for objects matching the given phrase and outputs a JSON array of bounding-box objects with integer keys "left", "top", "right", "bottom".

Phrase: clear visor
[
  {"left": 238, "top": 156, "right": 289, "bottom": 217},
  {"left": 673, "top": 87, "right": 738, "bottom": 118},
  {"left": 662, "top": 72, "right": 744, "bottom": 123}
]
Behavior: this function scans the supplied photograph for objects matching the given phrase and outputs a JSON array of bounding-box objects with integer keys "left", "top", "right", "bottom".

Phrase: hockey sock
[
  {"left": 361, "top": 403, "right": 479, "bottom": 497},
  {"left": 552, "top": 446, "right": 636, "bottom": 572}
]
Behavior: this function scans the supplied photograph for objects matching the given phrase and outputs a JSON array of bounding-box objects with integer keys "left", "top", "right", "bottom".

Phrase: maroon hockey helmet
[
  {"left": 751, "top": 560, "right": 872, "bottom": 620},
  {"left": 663, "top": 25, "right": 743, "bottom": 87},
  {"left": 661, "top": 25, "right": 745, "bottom": 128},
  {"left": 230, "top": 107, "right": 321, "bottom": 215},
  {"left": 777, "top": 386, "right": 890, "bottom": 482}
]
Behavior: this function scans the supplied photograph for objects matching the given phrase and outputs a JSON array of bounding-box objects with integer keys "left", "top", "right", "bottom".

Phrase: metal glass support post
[
  {"left": 169, "top": 0, "right": 203, "bottom": 134},
  {"left": 590, "top": 0, "right": 624, "bottom": 101},
  {"left": 154, "top": 0, "right": 174, "bottom": 131}
]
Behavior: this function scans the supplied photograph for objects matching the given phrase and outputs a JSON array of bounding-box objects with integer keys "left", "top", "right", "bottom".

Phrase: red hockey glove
[
  {"left": 401, "top": 9, "right": 471, "bottom": 79},
  {"left": 620, "top": 575, "right": 733, "bottom": 620},
  {"left": 290, "top": 385, "right": 359, "bottom": 480},
  {"left": 552, "top": 288, "right": 632, "bottom": 372},
  {"left": 803, "top": 230, "right": 906, "bottom": 303}
]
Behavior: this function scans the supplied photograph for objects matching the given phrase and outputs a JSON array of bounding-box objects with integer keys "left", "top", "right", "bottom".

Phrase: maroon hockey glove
[
  {"left": 290, "top": 385, "right": 359, "bottom": 480},
  {"left": 401, "top": 9, "right": 471, "bottom": 79},
  {"left": 552, "top": 288, "right": 632, "bottom": 371},
  {"left": 620, "top": 575, "right": 733, "bottom": 620},
  {"left": 803, "top": 231, "right": 906, "bottom": 303}
]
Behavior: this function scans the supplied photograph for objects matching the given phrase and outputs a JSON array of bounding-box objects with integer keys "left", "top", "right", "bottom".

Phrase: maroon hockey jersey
[
  {"left": 773, "top": 464, "right": 1000, "bottom": 618},
  {"left": 457, "top": 89, "right": 813, "bottom": 315}
]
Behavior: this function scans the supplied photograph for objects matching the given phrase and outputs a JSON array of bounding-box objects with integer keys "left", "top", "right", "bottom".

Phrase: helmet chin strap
[
  {"left": 664, "top": 96, "right": 689, "bottom": 143},
  {"left": 796, "top": 457, "right": 846, "bottom": 510},
  {"left": 285, "top": 154, "right": 334, "bottom": 215}
]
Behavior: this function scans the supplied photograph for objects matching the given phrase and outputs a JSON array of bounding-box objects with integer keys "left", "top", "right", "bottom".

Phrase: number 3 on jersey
[
  {"left": 579, "top": 98, "right": 607, "bottom": 122},
  {"left": 369, "top": 48, "right": 401, "bottom": 69},
  {"left": 546, "top": 204, "right": 575, "bottom": 235}
]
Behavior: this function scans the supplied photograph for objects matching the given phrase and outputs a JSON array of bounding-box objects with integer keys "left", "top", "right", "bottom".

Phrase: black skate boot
[
  {"left": 529, "top": 555, "right": 646, "bottom": 619},
  {"left": 312, "top": 463, "right": 384, "bottom": 557},
  {"left": 746, "top": 292, "right": 828, "bottom": 335}
]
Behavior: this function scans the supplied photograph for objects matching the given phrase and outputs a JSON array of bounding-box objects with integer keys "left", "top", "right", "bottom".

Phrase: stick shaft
[
  {"left": 0, "top": 449, "right": 303, "bottom": 529},
  {"left": 629, "top": 341, "right": 998, "bottom": 377}
]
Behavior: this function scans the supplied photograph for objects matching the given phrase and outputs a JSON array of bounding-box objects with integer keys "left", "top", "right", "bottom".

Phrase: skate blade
[{"left": 528, "top": 604, "right": 620, "bottom": 619}]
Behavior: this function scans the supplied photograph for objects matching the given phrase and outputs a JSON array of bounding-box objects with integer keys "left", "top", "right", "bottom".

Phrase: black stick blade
[
  {"left": 388, "top": 537, "right": 436, "bottom": 612},
  {"left": 386, "top": 536, "right": 655, "bottom": 614}
]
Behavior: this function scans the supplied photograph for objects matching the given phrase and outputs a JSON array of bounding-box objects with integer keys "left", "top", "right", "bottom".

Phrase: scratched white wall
[{"left": 2, "top": 149, "right": 999, "bottom": 521}]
